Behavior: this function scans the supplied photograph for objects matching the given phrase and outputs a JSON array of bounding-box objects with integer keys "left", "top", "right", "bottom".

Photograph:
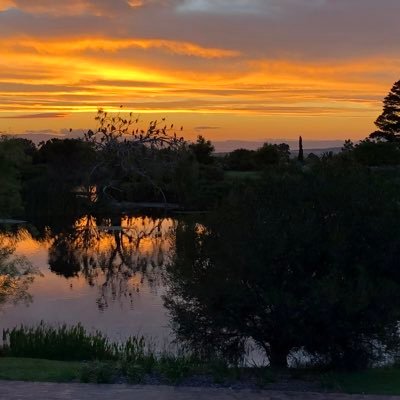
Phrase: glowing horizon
[{"left": 0, "top": 0, "right": 399, "bottom": 141}]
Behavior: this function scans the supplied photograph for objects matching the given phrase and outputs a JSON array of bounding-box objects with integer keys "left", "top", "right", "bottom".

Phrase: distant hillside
[
  {"left": 2, "top": 130, "right": 84, "bottom": 144},
  {"left": 213, "top": 139, "right": 346, "bottom": 153}
]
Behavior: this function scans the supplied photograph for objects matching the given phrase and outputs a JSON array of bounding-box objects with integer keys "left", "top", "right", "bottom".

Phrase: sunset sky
[{"left": 0, "top": 0, "right": 399, "bottom": 143}]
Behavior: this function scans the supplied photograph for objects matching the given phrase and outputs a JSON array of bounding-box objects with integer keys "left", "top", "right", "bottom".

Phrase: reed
[
  {"left": 1, "top": 323, "right": 233, "bottom": 384},
  {"left": 1, "top": 322, "right": 149, "bottom": 362}
]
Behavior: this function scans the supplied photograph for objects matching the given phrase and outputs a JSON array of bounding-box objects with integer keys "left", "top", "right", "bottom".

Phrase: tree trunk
[{"left": 269, "top": 344, "right": 289, "bottom": 369}]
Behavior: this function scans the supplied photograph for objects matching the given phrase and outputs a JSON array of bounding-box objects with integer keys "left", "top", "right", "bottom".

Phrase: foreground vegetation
[
  {"left": 2, "top": 323, "right": 400, "bottom": 395},
  {"left": 0, "top": 323, "right": 242, "bottom": 384},
  {"left": 2, "top": 356, "right": 400, "bottom": 395}
]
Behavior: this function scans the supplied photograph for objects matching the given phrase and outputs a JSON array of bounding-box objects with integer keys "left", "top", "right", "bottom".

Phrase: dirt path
[{"left": 0, "top": 382, "right": 399, "bottom": 400}]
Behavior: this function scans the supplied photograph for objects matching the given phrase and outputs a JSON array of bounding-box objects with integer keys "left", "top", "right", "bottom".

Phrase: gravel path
[{"left": 0, "top": 382, "right": 399, "bottom": 400}]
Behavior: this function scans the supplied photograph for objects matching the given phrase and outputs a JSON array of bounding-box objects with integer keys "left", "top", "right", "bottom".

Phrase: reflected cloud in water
[
  {"left": 0, "top": 233, "right": 40, "bottom": 308},
  {"left": 47, "top": 215, "right": 176, "bottom": 310},
  {"left": 0, "top": 215, "right": 177, "bottom": 341}
]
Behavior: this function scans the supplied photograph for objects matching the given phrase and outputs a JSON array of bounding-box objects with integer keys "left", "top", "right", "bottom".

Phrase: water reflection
[
  {"left": 47, "top": 215, "right": 175, "bottom": 310},
  {"left": 0, "top": 215, "right": 176, "bottom": 341},
  {"left": 0, "top": 232, "right": 39, "bottom": 308}
]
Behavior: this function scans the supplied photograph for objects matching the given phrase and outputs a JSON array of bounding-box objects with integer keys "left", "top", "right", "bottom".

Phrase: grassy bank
[
  {"left": 0, "top": 323, "right": 240, "bottom": 385},
  {"left": 0, "top": 358, "right": 81, "bottom": 382},
  {"left": 1, "top": 357, "right": 400, "bottom": 395},
  {"left": 321, "top": 368, "right": 400, "bottom": 395},
  {"left": 2, "top": 324, "right": 400, "bottom": 394}
]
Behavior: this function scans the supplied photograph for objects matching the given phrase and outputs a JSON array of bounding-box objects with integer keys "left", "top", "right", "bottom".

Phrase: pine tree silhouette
[{"left": 370, "top": 80, "right": 400, "bottom": 141}]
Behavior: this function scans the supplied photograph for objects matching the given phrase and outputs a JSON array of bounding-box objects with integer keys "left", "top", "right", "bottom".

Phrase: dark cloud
[
  {"left": 0, "top": 0, "right": 135, "bottom": 16},
  {"left": 127, "top": 0, "right": 400, "bottom": 60},
  {"left": 1, "top": 0, "right": 399, "bottom": 60}
]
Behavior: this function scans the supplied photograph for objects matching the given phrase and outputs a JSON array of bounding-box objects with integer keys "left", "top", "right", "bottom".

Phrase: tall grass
[
  {"left": 1, "top": 322, "right": 150, "bottom": 362},
  {"left": 0, "top": 323, "right": 237, "bottom": 384}
]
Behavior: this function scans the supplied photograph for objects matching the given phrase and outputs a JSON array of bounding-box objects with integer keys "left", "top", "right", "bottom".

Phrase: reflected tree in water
[
  {"left": 0, "top": 233, "right": 39, "bottom": 307},
  {"left": 48, "top": 215, "right": 176, "bottom": 310}
]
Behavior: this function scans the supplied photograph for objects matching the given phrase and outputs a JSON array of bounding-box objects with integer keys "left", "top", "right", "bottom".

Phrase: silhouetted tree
[
  {"left": 370, "top": 80, "right": 400, "bottom": 141},
  {"left": 224, "top": 149, "right": 256, "bottom": 171},
  {"left": 84, "top": 109, "right": 186, "bottom": 204},
  {"left": 342, "top": 140, "right": 354, "bottom": 152},
  {"left": 0, "top": 137, "right": 35, "bottom": 217},
  {"left": 352, "top": 139, "right": 400, "bottom": 166},
  {"left": 24, "top": 138, "right": 97, "bottom": 216},
  {"left": 166, "top": 166, "right": 400, "bottom": 369},
  {"left": 298, "top": 136, "right": 304, "bottom": 162},
  {"left": 189, "top": 135, "right": 215, "bottom": 165},
  {"left": 255, "top": 143, "right": 290, "bottom": 166}
]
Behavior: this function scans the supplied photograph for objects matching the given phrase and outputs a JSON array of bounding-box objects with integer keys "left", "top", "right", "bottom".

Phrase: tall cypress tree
[
  {"left": 370, "top": 80, "right": 400, "bottom": 142},
  {"left": 298, "top": 136, "right": 304, "bottom": 162}
]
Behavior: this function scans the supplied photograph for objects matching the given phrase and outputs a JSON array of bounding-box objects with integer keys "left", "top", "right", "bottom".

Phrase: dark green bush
[{"left": 79, "top": 361, "right": 118, "bottom": 384}]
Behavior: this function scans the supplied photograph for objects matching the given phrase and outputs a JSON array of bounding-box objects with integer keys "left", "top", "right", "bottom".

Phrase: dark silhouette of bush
[
  {"left": 352, "top": 139, "right": 400, "bottom": 166},
  {"left": 224, "top": 148, "right": 256, "bottom": 171},
  {"left": 255, "top": 143, "right": 290, "bottom": 166},
  {"left": 189, "top": 135, "right": 215, "bottom": 165},
  {"left": 166, "top": 164, "right": 400, "bottom": 369}
]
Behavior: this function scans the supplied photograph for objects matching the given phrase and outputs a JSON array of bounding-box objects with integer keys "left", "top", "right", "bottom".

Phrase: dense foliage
[
  {"left": 0, "top": 138, "right": 34, "bottom": 217},
  {"left": 166, "top": 163, "right": 400, "bottom": 369}
]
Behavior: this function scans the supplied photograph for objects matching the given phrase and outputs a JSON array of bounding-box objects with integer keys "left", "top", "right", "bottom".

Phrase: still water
[{"left": 0, "top": 215, "right": 176, "bottom": 343}]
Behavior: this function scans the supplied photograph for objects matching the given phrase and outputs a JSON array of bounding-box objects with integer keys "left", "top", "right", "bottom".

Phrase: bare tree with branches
[{"left": 84, "top": 109, "right": 187, "bottom": 205}]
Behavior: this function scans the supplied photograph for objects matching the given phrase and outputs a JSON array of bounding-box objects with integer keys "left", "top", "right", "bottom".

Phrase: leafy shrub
[{"left": 125, "top": 363, "right": 147, "bottom": 384}]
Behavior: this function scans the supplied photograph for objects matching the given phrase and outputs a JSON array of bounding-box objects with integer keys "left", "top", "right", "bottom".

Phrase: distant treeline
[{"left": 2, "top": 124, "right": 400, "bottom": 219}]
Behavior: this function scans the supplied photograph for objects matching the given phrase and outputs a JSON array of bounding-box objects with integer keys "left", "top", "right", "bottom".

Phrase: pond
[{"left": 0, "top": 215, "right": 177, "bottom": 344}]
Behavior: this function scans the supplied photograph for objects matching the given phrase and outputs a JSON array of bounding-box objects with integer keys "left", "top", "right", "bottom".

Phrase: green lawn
[
  {"left": 0, "top": 358, "right": 81, "bottom": 382},
  {"left": 321, "top": 368, "right": 400, "bottom": 395},
  {"left": 1, "top": 356, "right": 400, "bottom": 395}
]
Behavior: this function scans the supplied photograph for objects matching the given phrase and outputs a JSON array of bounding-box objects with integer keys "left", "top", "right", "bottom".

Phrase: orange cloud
[
  {"left": 0, "top": 40, "right": 391, "bottom": 116},
  {"left": 0, "top": 0, "right": 14, "bottom": 11},
  {"left": 11, "top": 37, "right": 240, "bottom": 59},
  {"left": 127, "top": 0, "right": 144, "bottom": 7},
  {"left": 0, "top": 32, "right": 396, "bottom": 141}
]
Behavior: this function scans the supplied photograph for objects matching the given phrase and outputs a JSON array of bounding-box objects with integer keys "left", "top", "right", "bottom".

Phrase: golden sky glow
[{"left": 1, "top": 0, "right": 400, "bottom": 143}]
